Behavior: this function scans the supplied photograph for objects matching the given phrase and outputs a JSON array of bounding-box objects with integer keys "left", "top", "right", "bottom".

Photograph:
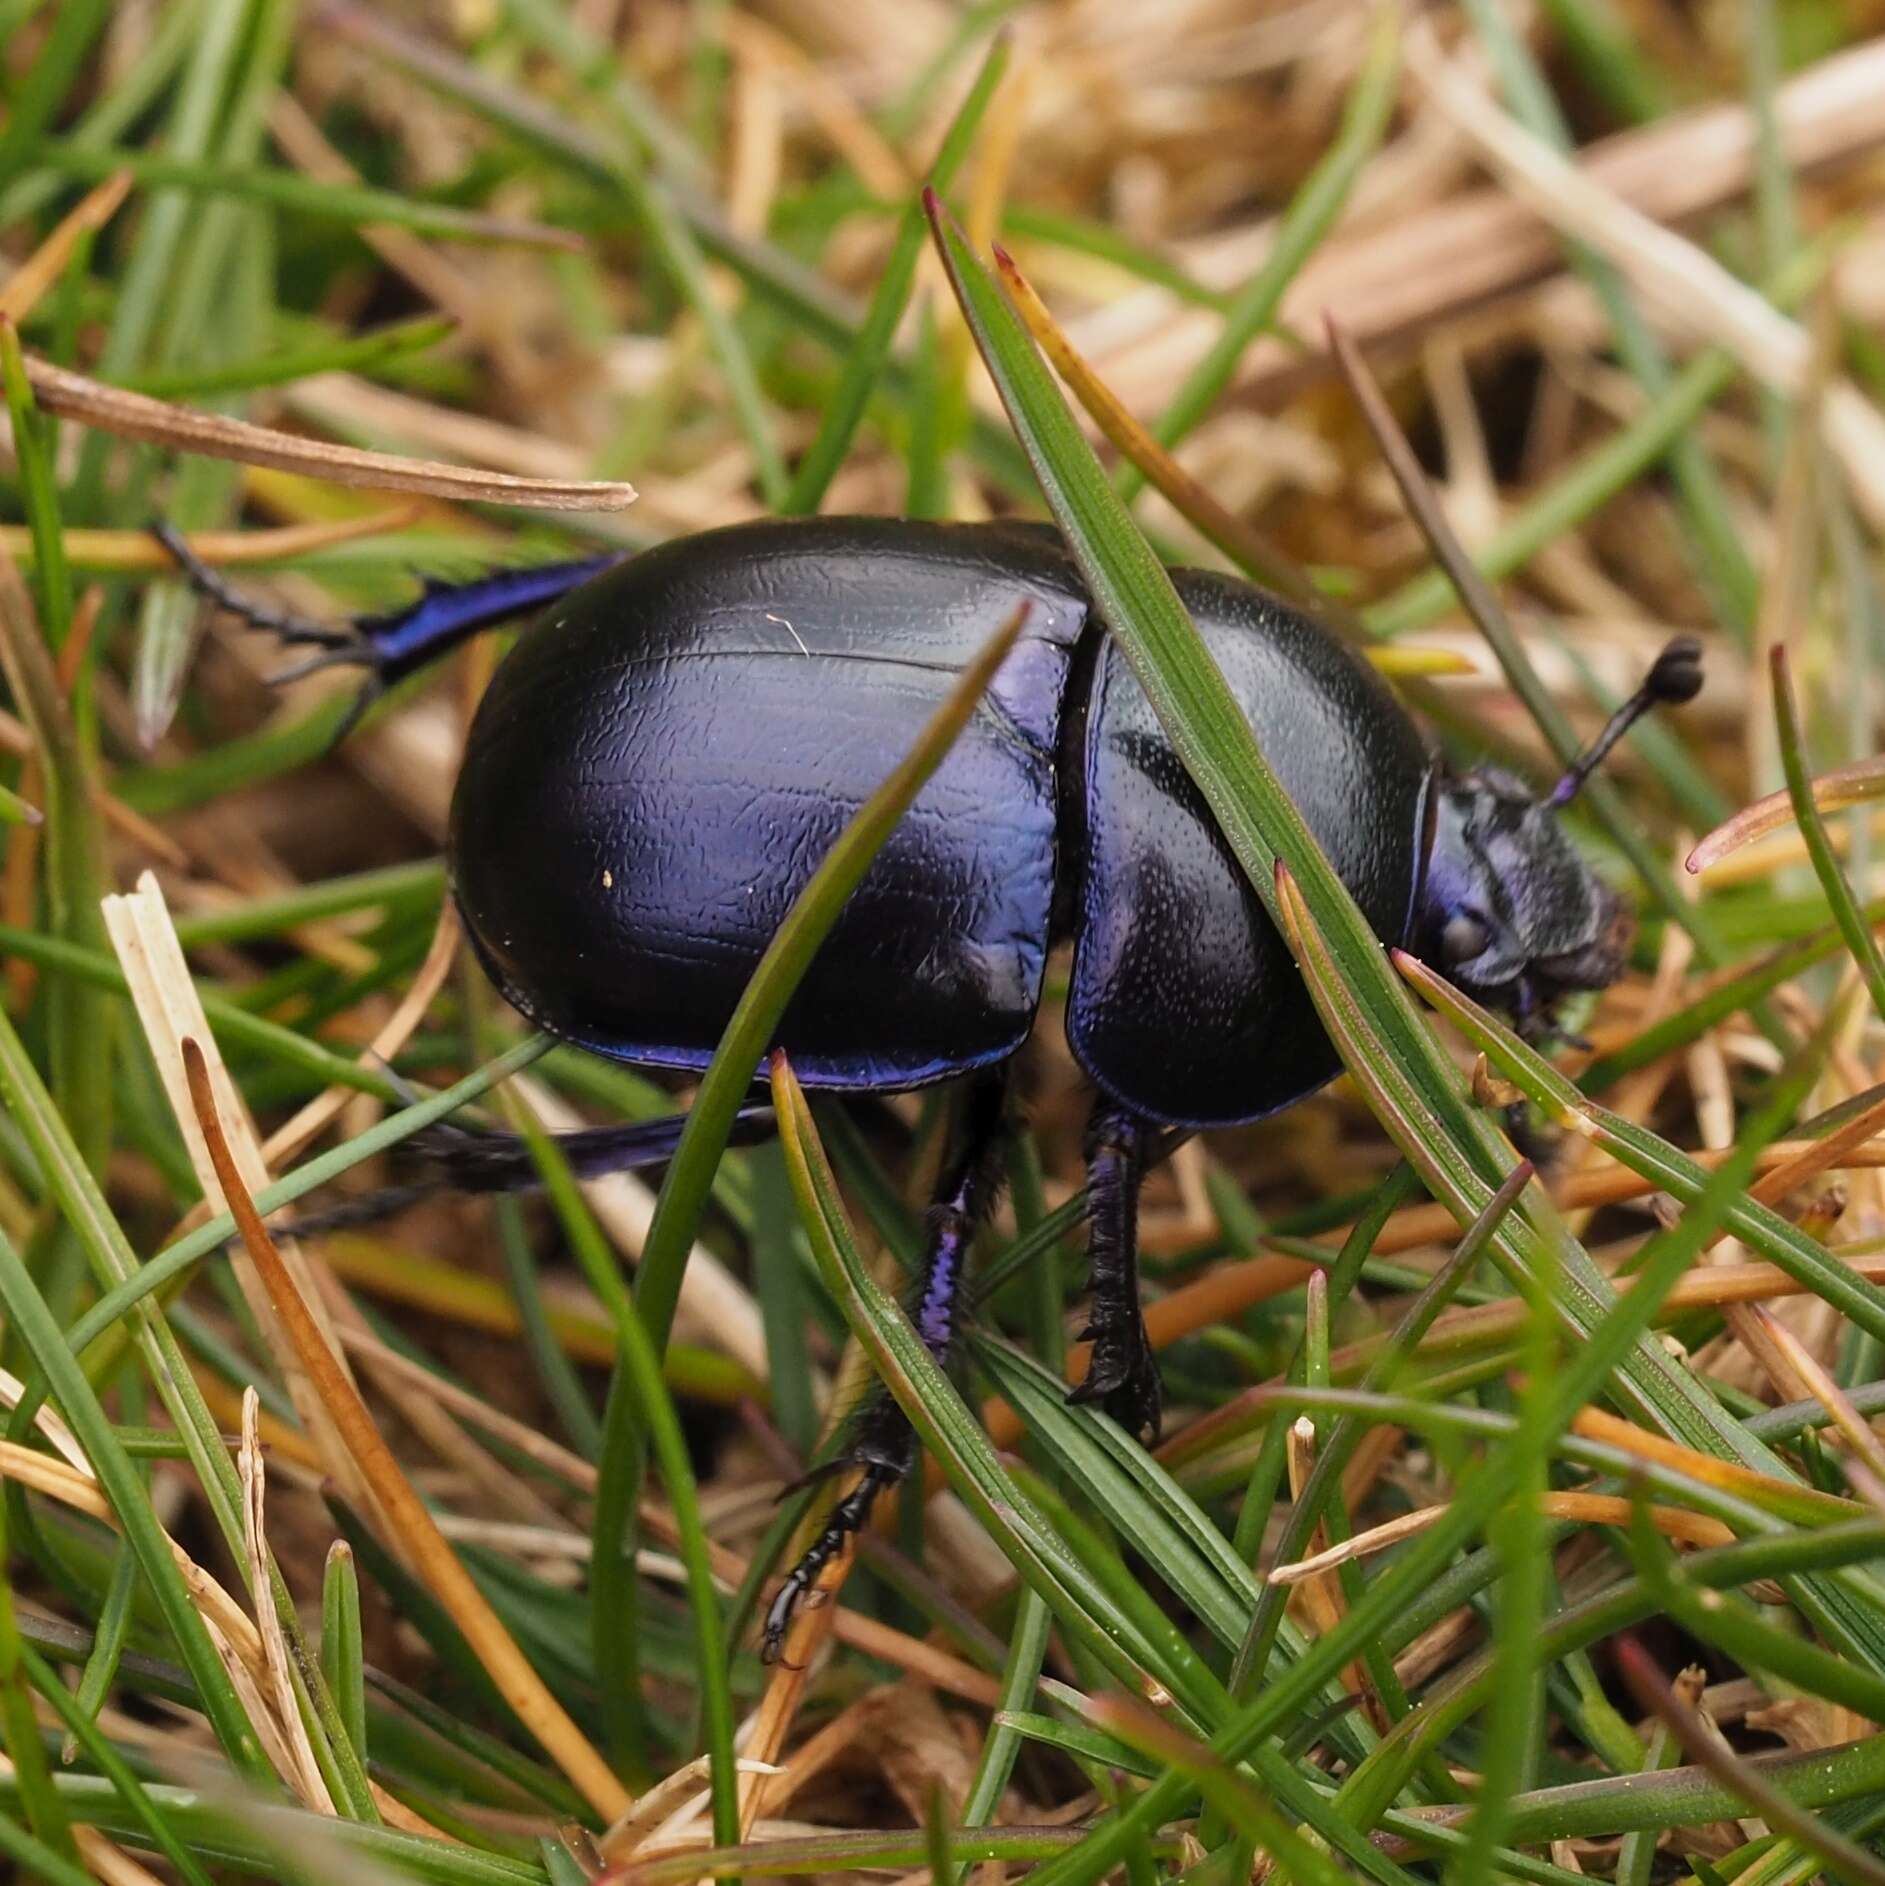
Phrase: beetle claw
[{"left": 1068, "top": 1321, "right": 1163, "bottom": 1442}]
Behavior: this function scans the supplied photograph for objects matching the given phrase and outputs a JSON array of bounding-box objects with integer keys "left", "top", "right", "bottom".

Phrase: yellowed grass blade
[{"left": 0, "top": 170, "right": 134, "bottom": 322}]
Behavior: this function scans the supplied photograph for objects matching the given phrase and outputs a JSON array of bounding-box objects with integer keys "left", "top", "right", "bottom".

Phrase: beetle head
[
  {"left": 1420, "top": 766, "right": 1633, "bottom": 1036},
  {"left": 1417, "top": 636, "right": 1702, "bottom": 1040}
]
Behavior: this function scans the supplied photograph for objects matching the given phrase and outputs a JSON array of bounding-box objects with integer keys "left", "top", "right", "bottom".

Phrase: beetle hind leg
[
  {"left": 1066, "top": 1102, "right": 1162, "bottom": 1441},
  {"left": 761, "top": 1078, "right": 1008, "bottom": 1661},
  {"left": 147, "top": 518, "right": 623, "bottom": 705}
]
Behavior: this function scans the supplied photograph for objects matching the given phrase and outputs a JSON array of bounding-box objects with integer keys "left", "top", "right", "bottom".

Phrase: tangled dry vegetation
[{"left": 5, "top": 1, "right": 1885, "bottom": 1883}]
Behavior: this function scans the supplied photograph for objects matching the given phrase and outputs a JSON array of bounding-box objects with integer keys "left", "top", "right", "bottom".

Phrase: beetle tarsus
[
  {"left": 760, "top": 1459, "right": 903, "bottom": 1662},
  {"left": 149, "top": 519, "right": 366, "bottom": 654},
  {"left": 763, "top": 1077, "right": 1009, "bottom": 1657},
  {"left": 1070, "top": 1315, "right": 1163, "bottom": 1440},
  {"left": 1066, "top": 1102, "right": 1162, "bottom": 1440}
]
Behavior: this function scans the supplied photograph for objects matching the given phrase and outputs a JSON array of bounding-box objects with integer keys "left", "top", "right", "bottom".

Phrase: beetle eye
[{"left": 1442, "top": 913, "right": 1491, "bottom": 964}]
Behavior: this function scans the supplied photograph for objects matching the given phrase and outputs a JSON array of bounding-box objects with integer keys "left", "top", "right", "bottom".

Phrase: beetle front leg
[
  {"left": 1066, "top": 1101, "right": 1162, "bottom": 1441},
  {"left": 762, "top": 1076, "right": 1009, "bottom": 1661}
]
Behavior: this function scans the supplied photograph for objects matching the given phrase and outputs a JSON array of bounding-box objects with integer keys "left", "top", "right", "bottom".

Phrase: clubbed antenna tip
[{"left": 1548, "top": 634, "right": 1705, "bottom": 809}]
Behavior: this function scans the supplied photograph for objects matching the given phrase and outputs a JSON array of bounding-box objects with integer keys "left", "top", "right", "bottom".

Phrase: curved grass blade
[
  {"left": 182, "top": 1038, "right": 631, "bottom": 1821},
  {"left": 591, "top": 604, "right": 1029, "bottom": 1753},
  {"left": 513, "top": 1108, "right": 734, "bottom": 1826},
  {"left": 1689, "top": 754, "right": 1885, "bottom": 873},
  {"left": 971, "top": 1336, "right": 1258, "bottom": 1649}
]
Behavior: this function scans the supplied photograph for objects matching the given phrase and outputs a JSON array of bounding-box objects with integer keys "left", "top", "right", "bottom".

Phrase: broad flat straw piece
[{"left": 101, "top": 870, "right": 375, "bottom": 1516}]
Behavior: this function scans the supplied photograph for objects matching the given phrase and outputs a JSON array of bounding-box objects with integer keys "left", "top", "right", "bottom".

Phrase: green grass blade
[
  {"left": 0, "top": 1222, "right": 269, "bottom": 1775},
  {"left": 23, "top": 1642, "right": 217, "bottom": 1886},
  {"left": 321, "top": 1541, "right": 369, "bottom": 1770},
  {"left": 1770, "top": 645, "right": 1885, "bottom": 1022},
  {"left": 585, "top": 602, "right": 1028, "bottom": 1759},
  {"left": 30, "top": 139, "right": 582, "bottom": 245},
  {"left": 1119, "top": 6, "right": 1400, "bottom": 499},
  {"left": 782, "top": 35, "right": 1009, "bottom": 514},
  {"left": 771, "top": 1052, "right": 1221, "bottom": 1714}
]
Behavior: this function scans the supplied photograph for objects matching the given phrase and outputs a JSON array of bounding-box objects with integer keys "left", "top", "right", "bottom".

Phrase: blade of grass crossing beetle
[
  {"left": 925, "top": 198, "right": 1873, "bottom": 1487},
  {"left": 588, "top": 607, "right": 1029, "bottom": 1750},
  {"left": 991, "top": 245, "right": 1326, "bottom": 608},
  {"left": 783, "top": 33, "right": 1009, "bottom": 514},
  {"left": 770, "top": 1053, "right": 1226, "bottom": 1720}
]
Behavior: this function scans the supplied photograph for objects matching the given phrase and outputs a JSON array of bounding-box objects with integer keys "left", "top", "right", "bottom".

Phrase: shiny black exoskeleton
[{"left": 158, "top": 515, "right": 1699, "bottom": 1657}]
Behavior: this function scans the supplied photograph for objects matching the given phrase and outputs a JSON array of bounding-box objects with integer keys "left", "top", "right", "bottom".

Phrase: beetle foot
[
  {"left": 761, "top": 1458, "right": 904, "bottom": 1663},
  {"left": 1067, "top": 1318, "right": 1163, "bottom": 1442}
]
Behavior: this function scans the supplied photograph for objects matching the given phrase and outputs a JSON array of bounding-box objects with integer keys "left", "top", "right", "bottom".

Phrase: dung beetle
[{"left": 156, "top": 515, "right": 1701, "bottom": 1655}]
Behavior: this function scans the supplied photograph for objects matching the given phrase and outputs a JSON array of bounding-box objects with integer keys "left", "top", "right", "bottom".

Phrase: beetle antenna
[
  {"left": 1547, "top": 636, "right": 1703, "bottom": 808},
  {"left": 148, "top": 520, "right": 361, "bottom": 651}
]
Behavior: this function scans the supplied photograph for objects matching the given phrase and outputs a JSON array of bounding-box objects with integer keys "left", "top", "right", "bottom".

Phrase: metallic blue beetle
[{"left": 158, "top": 515, "right": 1698, "bottom": 1655}]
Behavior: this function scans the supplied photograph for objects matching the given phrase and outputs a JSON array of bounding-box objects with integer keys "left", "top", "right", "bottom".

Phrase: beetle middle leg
[
  {"left": 1066, "top": 1101, "right": 1162, "bottom": 1440},
  {"left": 761, "top": 1075, "right": 1009, "bottom": 1661}
]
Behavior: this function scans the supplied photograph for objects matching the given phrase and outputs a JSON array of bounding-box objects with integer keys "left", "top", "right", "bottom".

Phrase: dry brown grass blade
[
  {"left": 19, "top": 349, "right": 636, "bottom": 509},
  {"left": 0, "top": 1424, "right": 327, "bottom": 1796},
  {"left": 1096, "top": 35, "right": 1885, "bottom": 415},
  {"left": 1569, "top": 1407, "right": 1859, "bottom": 1516},
  {"left": 977, "top": 1175, "right": 1885, "bottom": 1464},
  {"left": 732, "top": 1483, "right": 867, "bottom": 1840},
  {"left": 1159, "top": 1248, "right": 1885, "bottom": 1473},
  {"left": 1268, "top": 1493, "right": 1736, "bottom": 1584},
  {"left": 101, "top": 872, "right": 376, "bottom": 1518},
  {"left": 181, "top": 1033, "right": 634, "bottom": 1820},
  {"left": 0, "top": 170, "right": 134, "bottom": 322},
  {"left": 238, "top": 1391, "right": 336, "bottom": 1813},
  {"left": 1687, "top": 757, "right": 1885, "bottom": 873}
]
